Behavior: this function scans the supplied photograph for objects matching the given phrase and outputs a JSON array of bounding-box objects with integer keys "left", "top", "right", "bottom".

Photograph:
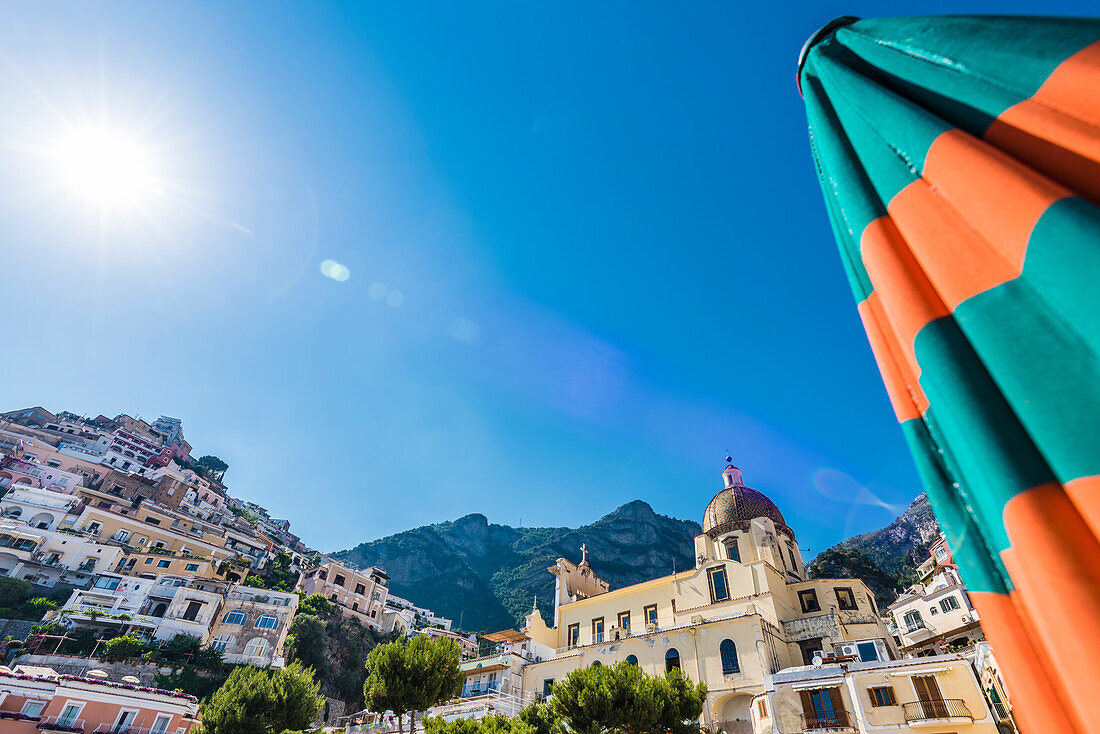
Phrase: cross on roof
[{"left": 580, "top": 543, "right": 587, "bottom": 564}]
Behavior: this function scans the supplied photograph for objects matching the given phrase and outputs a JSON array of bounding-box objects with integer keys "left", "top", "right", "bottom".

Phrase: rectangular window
[
  {"left": 567, "top": 623, "right": 580, "bottom": 647},
  {"left": 158, "top": 559, "right": 171, "bottom": 568},
  {"left": 542, "top": 679, "right": 554, "bottom": 698},
  {"left": 185, "top": 563, "right": 199, "bottom": 572},
  {"left": 355, "top": 583, "right": 366, "bottom": 595},
  {"left": 617, "top": 611, "right": 630, "bottom": 631},
  {"left": 150, "top": 713, "right": 173, "bottom": 734},
  {"left": 146, "top": 558, "right": 154, "bottom": 564},
  {"left": 58, "top": 703, "right": 84, "bottom": 726},
  {"left": 352, "top": 602, "right": 359, "bottom": 611},
  {"left": 94, "top": 576, "right": 121, "bottom": 590},
  {"left": 940, "top": 596, "right": 961, "bottom": 612},
  {"left": 708, "top": 567, "right": 730, "bottom": 602},
  {"left": 318, "top": 570, "right": 327, "bottom": 580},
  {"left": 183, "top": 600, "right": 203, "bottom": 621},
  {"left": 800, "top": 688, "right": 844, "bottom": 728},
  {"left": 726, "top": 540, "right": 740, "bottom": 562},
  {"left": 592, "top": 617, "right": 604, "bottom": 643},
  {"left": 868, "top": 686, "right": 896, "bottom": 707},
  {"left": 798, "top": 589, "right": 821, "bottom": 613},
  {"left": 903, "top": 610, "right": 924, "bottom": 631},
  {"left": 334, "top": 574, "right": 346, "bottom": 587},
  {"left": 20, "top": 700, "right": 47, "bottom": 717},
  {"left": 756, "top": 699, "right": 768, "bottom": 719},
  {"left": 856, "top": 641, "right": 879, "bottom": 662},
  {"left": 834, "top": 587, "right": 857, "bottom": 610},
  {"left": 643, "top": 604, "right": 658, "bottom": 626}
]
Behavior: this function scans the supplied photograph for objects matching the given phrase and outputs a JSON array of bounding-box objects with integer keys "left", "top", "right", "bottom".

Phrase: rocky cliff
[
  {"left": 809, "top": 492, "right": 941, "bottom": 607},
  {"left": 331, "top": 501, "right": 700, "bottom": 632}
]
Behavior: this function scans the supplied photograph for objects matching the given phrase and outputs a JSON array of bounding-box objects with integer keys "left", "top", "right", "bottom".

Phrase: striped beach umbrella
[{"left": 798, "top": 15, "right": 1100, "bottom": 734}]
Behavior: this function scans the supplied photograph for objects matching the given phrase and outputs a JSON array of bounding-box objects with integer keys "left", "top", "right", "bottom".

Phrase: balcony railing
[
  {"left": 92, "top": 725, "right": 162, "bottom": 734},
  {"left": 801, "top": 709, "right": 854, "bottom": 731},
  {"left": 902, "top": 698, "right": 972, "bottom": 722},
  {"left": 36, "top": 715, "right": 85, "bottom": 732}
]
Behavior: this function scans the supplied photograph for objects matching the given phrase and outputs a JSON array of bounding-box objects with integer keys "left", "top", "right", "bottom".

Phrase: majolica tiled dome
[{"left": 702, "top": 464, "right": 791, "bottom": 538}]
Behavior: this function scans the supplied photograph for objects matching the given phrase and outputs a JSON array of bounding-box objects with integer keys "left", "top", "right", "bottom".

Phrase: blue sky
[{"left": 1, "top": 1, "right": 1094, "bottom": 556}]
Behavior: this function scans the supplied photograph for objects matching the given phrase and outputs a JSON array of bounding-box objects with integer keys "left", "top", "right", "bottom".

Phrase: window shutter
[{"left": 828, "top": 687, "right": 845, "bottom": 713}]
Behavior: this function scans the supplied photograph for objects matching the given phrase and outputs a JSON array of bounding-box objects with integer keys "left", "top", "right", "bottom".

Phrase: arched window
[
  {"left": 254, "top": 614, "right": 278, "bottom": 629},
  {"left": 244, "top": 637, "right": 271, "bottom": 658},
  {"left": 720, "top": 639, "right": 740, "bottom": 674},
  {"left": 591, "top": 660, "right": 601, "bottom": 668},
  {"left": 665, "top": 648, "right": 680, "bottom": 672},
  {"left": 222, "top": 610, "right": 246, "bottom": 625},
  {"left": 211, "top": 634, "right": 235, "bottom": 652},
  {"left": 625, "top": 654, "right": 638, "bottom": 665},
  {"left": 150, "top": 602, "right": 168, "bottom": 618}
]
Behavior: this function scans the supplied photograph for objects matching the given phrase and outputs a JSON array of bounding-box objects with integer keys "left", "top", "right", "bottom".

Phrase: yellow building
[
  {"left": 752, "top": 654, "right": 999, "bottom": 734},
  {"left": 518, "top": 463, "right": 899, "bottom": 734}
]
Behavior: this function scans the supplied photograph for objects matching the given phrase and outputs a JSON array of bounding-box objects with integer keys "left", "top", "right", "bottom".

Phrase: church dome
[{"left": 702, "top": 463, "right": 791, "bottom": 538}]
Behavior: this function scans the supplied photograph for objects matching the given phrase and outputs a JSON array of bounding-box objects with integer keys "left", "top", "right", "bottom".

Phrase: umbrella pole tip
[{"left": 797, "top": 15, "right": 861, "bottom": 96}]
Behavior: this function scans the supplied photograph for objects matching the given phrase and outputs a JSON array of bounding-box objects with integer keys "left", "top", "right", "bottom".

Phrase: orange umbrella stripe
[
  {"left": 857, "top": 294, "right": 930, "bottom": 422},
  {"left": 1002, "top": 480, "right": 1100, "bottom": 732},
  {"left": 969, "top": 589, "right": 1077, "bottom": 734},
  {"left": 986, "top": 40, "right": 1100, "bottom": 205},
  {"left": 859, "top": 216, "right": 949, "bottom": 398}
]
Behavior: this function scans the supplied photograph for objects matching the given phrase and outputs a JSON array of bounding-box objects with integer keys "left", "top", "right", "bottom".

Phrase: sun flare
[{"left": 52, "top": 124, "right": 160, "bottom": 211}]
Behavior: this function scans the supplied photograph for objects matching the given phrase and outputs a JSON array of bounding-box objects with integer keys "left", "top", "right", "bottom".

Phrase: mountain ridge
[
  {"left": 334, "top": 493, "right": 941, "bottom": 631},
  {"left": 332, "top": 500, "right": 700, "bottom": 632}
]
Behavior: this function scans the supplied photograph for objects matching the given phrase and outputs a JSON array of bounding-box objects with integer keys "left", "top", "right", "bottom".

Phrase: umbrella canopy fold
[{"left": 799, "top": 15, "right": 1100, "bottom": 734}]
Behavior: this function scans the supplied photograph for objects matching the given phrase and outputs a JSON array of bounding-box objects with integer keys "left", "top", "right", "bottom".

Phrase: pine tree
[
  {"left": 363, "top": 635, "right": 464, "bottom": 733},
  {"left": 200, "top": 662, "right": 323, "bottom": 734},
  {"left": 550, "top": 661, "right": 706, "bottom": 734}
]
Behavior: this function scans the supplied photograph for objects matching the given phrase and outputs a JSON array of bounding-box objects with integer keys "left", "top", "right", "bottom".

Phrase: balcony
[
  {"left": 801, "top": 709, "right": 854, "bottom": 731},
  {"left": 902, "top": 699, "right": 972, "bottom": 726},
  {"left": 92, "top": 725, "right": 163, "bottom": 734},
  {"left": 37, "top": 715, "right": 85, "bottom": 732}
]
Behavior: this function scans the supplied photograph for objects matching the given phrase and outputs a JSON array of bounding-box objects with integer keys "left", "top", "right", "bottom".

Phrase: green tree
[
  {"left": 550, "top": 662, "right": 706, "bottom": 734},
  {"left": 286, "top": 613, "right": 328, "bottom": 675},
  {"left": 197, "top": 455, "right": 230, "bottom": 479},
  {"left": 102, "top": 633, "right": 147, "bottom": 661},
  {"left": 245, "top": 574, "right": 268, "bottom": 588},
  {"left": 517, "top": 701, "right": 566, "bottom": 734},
  {"left": 425, "top": 713, "right": 536, "bottom": 734},
  {"left": 200, "top": 662, "right": 323, "bottom": 734},
  {"left": 363, "top": 635, "right": 463, "bottom": 734},
  {"left": 297, "top": 593, "right": 333, "bottom": 618},
  {"left": 0, "top": 577, "right": 31, "bottom": 608}
]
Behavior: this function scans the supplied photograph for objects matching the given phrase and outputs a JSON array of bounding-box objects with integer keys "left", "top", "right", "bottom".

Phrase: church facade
[{"left": 517, "top": 463, "right": 898, "bottom": 734}]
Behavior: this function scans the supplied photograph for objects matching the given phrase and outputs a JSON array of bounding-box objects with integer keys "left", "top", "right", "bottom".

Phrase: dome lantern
[{"left": 702, "top": 463, "right": 792, "bottom": 539}]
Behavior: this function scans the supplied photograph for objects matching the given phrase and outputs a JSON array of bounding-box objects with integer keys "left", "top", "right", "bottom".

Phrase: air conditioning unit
[
  {"left": 645, "top": 622, "right": 657, "bottom": 633},
  {"left": 690, "top": 614, "right": 704, "bottom": 625},
  {"left": 961, "top": 614, "right": 971, "bottom": 623},
  {"left": 609, "top": 626, "right": 624, "bottom": 641}
]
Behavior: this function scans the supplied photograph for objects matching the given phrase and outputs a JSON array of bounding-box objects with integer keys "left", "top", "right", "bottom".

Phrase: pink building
[
  {"left": 0, "top": 668, "right": 200, "bottom": 733},
  {"left": 0, "top": 456, "right": 83, "bottom": 494},
  {"left": 101, "top": 430, "right": 172, "bottom": 475}
]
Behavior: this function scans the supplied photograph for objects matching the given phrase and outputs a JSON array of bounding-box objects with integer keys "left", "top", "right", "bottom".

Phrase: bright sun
[{"left": 53, "top": 124, "right": 161, "bottom": 211}]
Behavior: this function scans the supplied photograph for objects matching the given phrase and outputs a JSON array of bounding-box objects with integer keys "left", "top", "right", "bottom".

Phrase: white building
[
  {"left": 0, "top": 486, "right": 83, "bottom": 530},
  {"left": 0, "top": 520, "right": 122, "bottom": 587}
]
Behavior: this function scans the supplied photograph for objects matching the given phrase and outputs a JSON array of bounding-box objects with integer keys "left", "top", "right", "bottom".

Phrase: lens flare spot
[
  {"left": 319, "top": 259, "right": 350, "bottom": 282},
  {"left": 448, "top": 316, "right": 481, "bottom": 343},
  {"left": 368, "top": 282, "right": 387, "bottom": 300},
  {"left": 386, "top": 289, "right": 404, "bottom": 308}
]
